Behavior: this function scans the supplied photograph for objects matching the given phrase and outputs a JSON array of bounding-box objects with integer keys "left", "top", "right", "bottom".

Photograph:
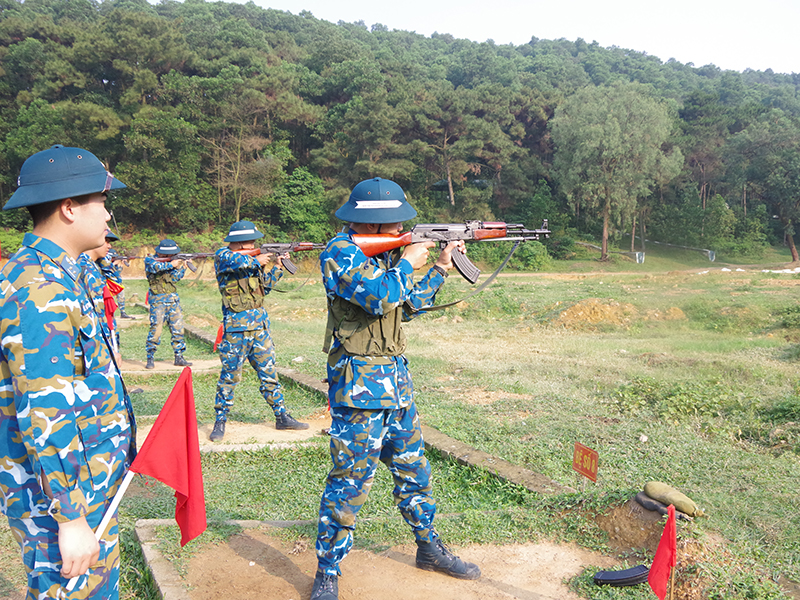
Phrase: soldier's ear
[{"left": 60, "top": 197, "right": 79, "bottom": 224}]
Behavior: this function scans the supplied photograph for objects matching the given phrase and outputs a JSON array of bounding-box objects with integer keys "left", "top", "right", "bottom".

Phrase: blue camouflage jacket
[
  {"left": 78, "top": 253, "right": 114, "bottom": 341},
  {"left": 0, "top": 234, "right": 134, "bottom": 522},
  {"left": 144, "top": 255, "right": 185, "bottom": 303},
  {"left": 98, "top": 255, "right": 122, "bottom": 285},
  {"left": 320, "top": 230, "right": 445, "bottom": 410},
  {"left": 214, "top": 246, "right": 283, "bottom": 333}
]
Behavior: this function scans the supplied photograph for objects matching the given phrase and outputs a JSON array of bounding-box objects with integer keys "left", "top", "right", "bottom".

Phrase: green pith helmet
[
  {"left": 4, "top": 145, "right": 126, "bottom": 211},
  {"left": 224, "top": 220, "right": 264, "bottom": 243},
  {"left": 155, "top": 239, "right": 180, "bottom": 255},
  {"left": 335, "top": 177, "right": 417, "bottom": 224}
]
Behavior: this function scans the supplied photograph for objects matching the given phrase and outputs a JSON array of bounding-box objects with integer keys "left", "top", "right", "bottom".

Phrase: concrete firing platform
[{"left": 133, "top": 518, "right": 616, "bottom": 600}]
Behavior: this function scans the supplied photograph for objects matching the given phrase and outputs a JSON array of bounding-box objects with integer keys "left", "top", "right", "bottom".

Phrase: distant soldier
[
  {"left": 78, "top": 229, "right": 123, "bottom": 361},
  {"left": 144, "top": 239, "right": 192, "bottom": 369},
  {"left": 210, "top": 220, "right": 308, "bottom": 441},
  {"left": 103, "top": 231, "right": 132, "bottom": 319},
  {"left": 0, "top": 145, "right": 135, "bottom": 599}
]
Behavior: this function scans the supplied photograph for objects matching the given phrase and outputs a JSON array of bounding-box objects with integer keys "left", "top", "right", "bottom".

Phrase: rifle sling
[
  {"left": 407, "top": 240, "right": 521, "bottom": 313},
  {"left": 269, "top": 271, "right": 314, "bottom": 294}
]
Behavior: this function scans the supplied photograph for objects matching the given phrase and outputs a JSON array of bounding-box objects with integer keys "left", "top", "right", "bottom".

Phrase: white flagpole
[{"left": 65, "top": 469, "right": 136, "bottom": 592}]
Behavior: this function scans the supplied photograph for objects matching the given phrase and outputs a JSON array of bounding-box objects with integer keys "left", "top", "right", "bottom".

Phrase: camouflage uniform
[
  {"left": 78, "top": 253, "right": 117, "bottom": 349},
  {"left": 315, "top": 231, "right": 446, "bottom": 576},
  {"left": 144, "top": 255, "right": 186, "bottom": 360},
  {"left": 99, "top": 255, "right": 126, "bottom": 316},
  {"left": 0, "top": 233, "right": 135, "bottom": 599},
  {"left": 213, "top": 247, "right": 287, "bottom": 420}
]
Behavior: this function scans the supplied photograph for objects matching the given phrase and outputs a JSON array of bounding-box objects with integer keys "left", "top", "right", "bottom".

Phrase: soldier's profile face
[{"left": 74, "top": 192, "right": 111, "bottom": 251}]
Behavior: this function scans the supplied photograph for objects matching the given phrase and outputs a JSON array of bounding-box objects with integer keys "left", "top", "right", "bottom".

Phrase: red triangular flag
[
  {"left": 106, "top": 280, "right": 124, "bottom": 296},
  {"left": 648, "top": 504, "right": 677, "bottom": 599},
  {"left": 130, "top": 367, "right": 207, "bottom": 546},
  {"left": 213, "top": 324, "right": 224, "bottom": 352}
]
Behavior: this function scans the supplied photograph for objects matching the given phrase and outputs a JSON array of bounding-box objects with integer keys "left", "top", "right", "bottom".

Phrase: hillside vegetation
[{"left": 0, "top": 0, "right": 799, "bottom": 263}]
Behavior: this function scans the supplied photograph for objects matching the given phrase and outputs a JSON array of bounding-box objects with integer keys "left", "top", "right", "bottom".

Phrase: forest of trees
[{"left": 1, "top": 0, "right": 800, "bottom": 260}]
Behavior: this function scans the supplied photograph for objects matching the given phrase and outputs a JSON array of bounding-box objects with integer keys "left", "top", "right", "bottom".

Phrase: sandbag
[{"left": 643, "top": 481, "right": 705, "bottom": 517}]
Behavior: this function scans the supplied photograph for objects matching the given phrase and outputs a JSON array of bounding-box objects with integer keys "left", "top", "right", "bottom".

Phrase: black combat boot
[
  {"left": 120, "top": 310, "right": 132, "bottom": 319},
  {"left": 275, "top": 412, "right": 309, "bottom": 430},
  {"left": 416, "top": 536, "right": 481, "bottom": 580},
  {"left": 310, "top": 571, "right": 338, "bottom": 600},
  {"left": 145, "top": 357, "right": 155, "bottom": 369},
  {"left": 174, "top": 355, "right": 193, "bottom": 367},
  {"left": 209, "top": 420, "right": 225, "bottom": 442}
]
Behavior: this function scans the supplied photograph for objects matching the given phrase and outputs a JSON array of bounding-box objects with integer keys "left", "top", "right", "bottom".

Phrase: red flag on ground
[
  {"left": 130, "top": 367, "right": 207, "bottom": 546},
  {"left": 648, "top": 504, "right": 677, "bottom": 599},
  {"left": 213, "top": 324, "right": 224, "bottom": 352}
]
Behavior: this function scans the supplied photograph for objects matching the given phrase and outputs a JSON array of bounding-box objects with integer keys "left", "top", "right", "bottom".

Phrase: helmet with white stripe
[{"left": 335, "top": 178, "right": 417, "bottom": 224}]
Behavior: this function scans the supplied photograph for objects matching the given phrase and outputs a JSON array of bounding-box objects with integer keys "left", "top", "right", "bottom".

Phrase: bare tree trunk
[
  {"left": 601, "top": 206, "right": 609, "bottom": 261},
  {"left": 630, "top": 214, "right": 637, "bottom": 252},
  {"left": 443, "top": 131, "right": 455, "bottom": 206},
  {"left": 639, "top": 216, "right": 646, "bottom": 252},
  {"left": 445, "top": 159, "right": 455, "bottom": 206},
  {"left": 789, "top": 229, "right": 800, "bottom": 262}
]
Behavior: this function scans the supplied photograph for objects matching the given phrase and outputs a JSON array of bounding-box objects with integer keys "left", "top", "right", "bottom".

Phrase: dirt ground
[{"left": 184, "top": 524, "right": 620, "bottom": 600}]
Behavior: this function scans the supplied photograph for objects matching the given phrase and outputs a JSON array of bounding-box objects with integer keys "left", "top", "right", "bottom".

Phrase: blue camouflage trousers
[
  {"left": 145, "top": 298, "right": 186, "bottom": 357},
  {"left": 214, "top": 327, "right": 285, "bottom": 421},
  {"left": 7, "top": 512, "right": 120, "bottom": 600},
  {"left": 315, "top": 403, "right": 436, "bottom": 575}
]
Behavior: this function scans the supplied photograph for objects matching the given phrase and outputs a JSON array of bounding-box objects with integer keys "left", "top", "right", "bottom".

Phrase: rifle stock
[
  {"left": 234, "top": 242, "right": 326, "bottom": 275},
  {"left": 154, "top": 253, "right": 214, "bottom": 273}
]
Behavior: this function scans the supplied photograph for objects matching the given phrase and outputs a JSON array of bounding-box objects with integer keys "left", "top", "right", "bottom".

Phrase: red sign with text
[{"left": 572, "top": 442, "right": 599, "bottom": 482}]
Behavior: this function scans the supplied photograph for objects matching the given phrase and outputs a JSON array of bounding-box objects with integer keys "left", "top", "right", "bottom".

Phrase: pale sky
[{"left": 204, "top": 0, "right": 800, "bottom": 74}]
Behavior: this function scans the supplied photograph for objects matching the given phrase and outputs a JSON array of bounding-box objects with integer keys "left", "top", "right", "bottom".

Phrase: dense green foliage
[{"left": 0, "top": 0, "right": 799, "bottom": 259}]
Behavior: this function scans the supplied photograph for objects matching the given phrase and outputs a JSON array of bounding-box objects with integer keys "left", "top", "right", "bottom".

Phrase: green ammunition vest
[
  {"left": 147, "top": 269, "right": 176, "bottom": 295},
  {"left": 221, "top": 275, "right": 265, "bottom": 313},
  {"left": 323, "top": 294, "right": 406, "bottom": 358}
]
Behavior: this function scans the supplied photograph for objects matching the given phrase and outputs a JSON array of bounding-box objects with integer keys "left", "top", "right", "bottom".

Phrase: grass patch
[{"left": 13, "top": 255, "right": 796, "bottom": 599}]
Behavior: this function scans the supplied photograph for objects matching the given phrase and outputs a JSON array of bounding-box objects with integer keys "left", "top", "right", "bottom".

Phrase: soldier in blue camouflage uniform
[
  {"left": 78, "top": 230, "right": 121, "bottom": 358},
  {"left": 209, "top": 220, "right": 309, "bottom": 441},
  {"left": 0, "top": 145, "right": 135, "bottom": 600},
  {"left": 98, "top": 230, "right": 130, "bottom": 320},
  {"left": 310, "top": 178, "right": 480, "bottom": 600},
  {"left": 105, "top": 242, "right": 131, "bottom": 319},
  {"left": 144, "top": 239, "right": 191, "bottom": 369}
]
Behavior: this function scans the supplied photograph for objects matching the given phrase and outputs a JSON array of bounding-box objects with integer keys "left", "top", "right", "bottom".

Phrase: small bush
[{"left": 0, "top": 229, "right": 25, "bottom": 257}]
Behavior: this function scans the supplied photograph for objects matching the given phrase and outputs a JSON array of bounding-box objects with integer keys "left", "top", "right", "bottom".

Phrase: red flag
[
  {"left": 102, "top": 283, "right": 119, "bottom": 330},
  {"left": 130, "top": 367, "right": 207, "bottom": 546},
  {"left": 213, "top": 324, "right": 224, "bottom": 352},
  {"left": 648, "top": 504, "right": 677, "bottom": 599}
]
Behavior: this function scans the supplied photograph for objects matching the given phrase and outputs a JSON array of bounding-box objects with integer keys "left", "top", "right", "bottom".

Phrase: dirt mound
[{"left": 548, "top": 298, "right": 685, "bottom": 330}]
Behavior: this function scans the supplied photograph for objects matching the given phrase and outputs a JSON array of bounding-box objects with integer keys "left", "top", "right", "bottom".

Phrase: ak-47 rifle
[
  {"left": 351, "top": 220, "right": 550, "bottom": 284},
  {"left": 153, "top": 253, "right": 216, "bottom": 273},
  {"left": 235, "top": 242, "right": 326, "bottom": 275},
  {"left": 108, "top": 249, "right": 135, "bottom": 267}
]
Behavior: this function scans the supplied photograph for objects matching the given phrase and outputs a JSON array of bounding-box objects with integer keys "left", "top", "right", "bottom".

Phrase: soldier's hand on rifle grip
[
  {"left": 434, "top": 240, "right": 467, "bottom": 272},
  {"left": 256, "top": 252, "right": 273, "bottom": 267},
  {"left": 401, "top": 241, "right": 436, "bottom": 270}
]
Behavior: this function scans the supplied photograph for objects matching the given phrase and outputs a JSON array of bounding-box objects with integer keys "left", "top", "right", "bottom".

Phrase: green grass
[{"left": 5, "top": 247, "right": 800, "bottom": 599}]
